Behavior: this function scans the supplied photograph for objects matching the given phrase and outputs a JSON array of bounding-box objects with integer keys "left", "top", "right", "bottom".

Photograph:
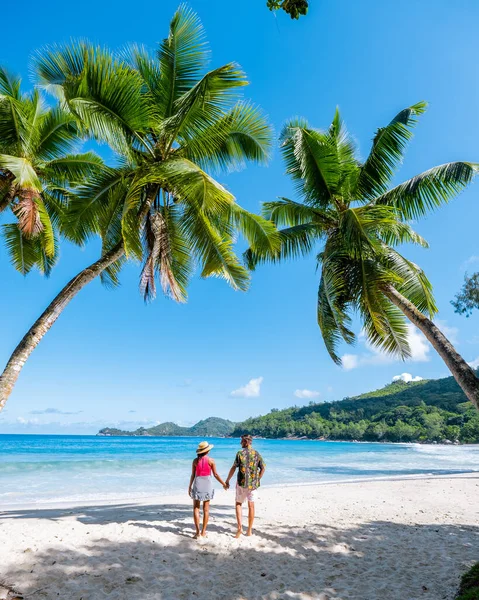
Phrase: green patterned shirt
[{"left": 234, "top": 448, "right": 265, "bottom": 490}]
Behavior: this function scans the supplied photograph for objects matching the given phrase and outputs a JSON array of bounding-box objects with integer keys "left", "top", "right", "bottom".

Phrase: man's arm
[
  {"left": 259, "top": 455, "right": 266, "bottom": 481},
  {"left": 225, "top": 464, "right": 237, "bottom": 490}
]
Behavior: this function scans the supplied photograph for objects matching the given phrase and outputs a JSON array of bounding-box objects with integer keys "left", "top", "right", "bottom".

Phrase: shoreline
[
  {"left": 1, "top": 473, "right": 478, "bottom": 599},
  {"left": 1, "top": 470, "right": 477, "bottom": 513},
  {"left": 2, "top": 431, "right": 479, "bottom": 447}
]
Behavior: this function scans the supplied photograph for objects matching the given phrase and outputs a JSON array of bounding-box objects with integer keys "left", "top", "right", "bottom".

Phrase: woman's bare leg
[
  {"left": 193, "top": 500, "right": 201, "bottom": 538},
  {"left": 235, "top": 502, "right": 243, "bottom": 538},
  {"left": 201, "top": 501, "right": 210, "bottom": 536}
]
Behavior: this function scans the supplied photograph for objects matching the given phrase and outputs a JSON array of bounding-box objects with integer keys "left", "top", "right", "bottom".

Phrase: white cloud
[
  {"left": 340, "top": 324, "right": 430, "bottom": 370},
  {"left": 177, "top": 379, "right": 192, "bottom": 387},
  {"left": 294, "top": 389, "right": 320, "bottom": 399},
  {"left": 392, "top": 372, "right": 424, "bottom": 383},
  {"left": 16, "top": 417, "right": 41, "bottom": 425},
  {"left": 468, "top": 357, "right": 479, "bottom": 369},
  {"left": 434, "top": 320, "right": 459, "bottom": 345},
  {"left": 342, "top": 354, "right": 360, "bottom": 371},
  {"left": 461, "top": 255, "right": 479, "bottom": 271},
  {"left": 406, "top": 325, "right": 431, "bottom": 361},
  {"left": 30, "top": 408, "right": 83, "bottom": 415},
  {"left": 231, "top": 377, "right": 263, "bottom": 398}
]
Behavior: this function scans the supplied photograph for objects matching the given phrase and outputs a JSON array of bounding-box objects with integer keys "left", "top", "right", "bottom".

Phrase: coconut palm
[
  {"left": 246, "top": 103, "right": 479, "bottom": 409},
  {"left": 0, "top": 66, "right": 102, "bottom": 274},
  {"left": 0, "top": 6, "right": 278, "bottom": 411}
]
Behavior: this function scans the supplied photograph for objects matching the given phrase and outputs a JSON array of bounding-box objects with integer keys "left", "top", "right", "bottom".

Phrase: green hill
[
  {"left": 233, "top": 374, "right": 479, "bottom": 443},
  {"left": 98, "top": 417, "right": 235, "bottom": 438}
]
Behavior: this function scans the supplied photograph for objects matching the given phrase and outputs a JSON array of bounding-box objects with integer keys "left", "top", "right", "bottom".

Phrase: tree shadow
[
  {"left": 1, "top": 503, "right": 477, "bottom": 599},
  {"left": 0, "top": 503, "right": 232, "bottom": 526}
]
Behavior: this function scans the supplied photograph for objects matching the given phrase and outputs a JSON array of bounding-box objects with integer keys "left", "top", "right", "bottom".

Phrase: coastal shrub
[{"left": 457, "top": 563, "right": 479, "bottom": 600}]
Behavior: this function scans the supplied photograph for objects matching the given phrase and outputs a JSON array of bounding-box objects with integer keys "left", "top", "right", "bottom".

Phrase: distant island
[
  {"left": 98, "top": 373, "right": 479, "bottom": 444},
  {"left": 98, "top": 417, "right": 235, "bottom": 438}
]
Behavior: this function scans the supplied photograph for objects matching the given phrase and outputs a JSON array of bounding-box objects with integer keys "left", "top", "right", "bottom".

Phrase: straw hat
[{"left": 196, "top": 441, "right": 214, "bottom": 455}]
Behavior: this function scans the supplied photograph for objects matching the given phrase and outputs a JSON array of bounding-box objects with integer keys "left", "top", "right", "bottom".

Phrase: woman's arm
[
  {"left": 188, "top": 459, "right": 197, "bottom": 496},
  {"left": 209, "top": 458, "right": 227, "bottom": 489}
]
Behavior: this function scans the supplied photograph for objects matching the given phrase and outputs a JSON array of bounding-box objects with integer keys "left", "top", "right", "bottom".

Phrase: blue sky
[{"left": 1, "top": 0, "right": 479, "bottom": 434}]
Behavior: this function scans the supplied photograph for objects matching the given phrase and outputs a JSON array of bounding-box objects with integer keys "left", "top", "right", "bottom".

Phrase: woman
[{"left": 188, "top": 441, "right": 227, "bottom": 538}]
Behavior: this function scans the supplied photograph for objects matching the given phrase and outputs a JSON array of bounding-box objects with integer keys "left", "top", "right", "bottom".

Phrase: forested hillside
[{"left": 233, "top": 375, "right": 479, "bottom": 443}]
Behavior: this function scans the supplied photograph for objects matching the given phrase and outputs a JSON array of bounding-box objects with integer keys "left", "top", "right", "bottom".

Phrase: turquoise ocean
[{"left": 1, "top": 435, "right": 478, "bottom": 507}]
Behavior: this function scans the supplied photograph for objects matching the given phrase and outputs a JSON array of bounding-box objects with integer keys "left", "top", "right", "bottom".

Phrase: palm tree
[
  {"left": 0, "top": 66, "right": 102, "bottom": 274},
  {"left": 246, "top": 103, "right": 479, "bottom": 409},
  {"left": 0, "top": 6, "right": 278, "bottom": 411}
]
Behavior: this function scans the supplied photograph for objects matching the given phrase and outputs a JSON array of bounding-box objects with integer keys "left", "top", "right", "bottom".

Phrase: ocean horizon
[{"left": 1, "top": 434, "right": 478, "bottom": 507}]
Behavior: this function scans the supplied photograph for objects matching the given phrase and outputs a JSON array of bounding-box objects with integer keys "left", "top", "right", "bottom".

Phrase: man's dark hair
[{"left": 241, "top": 434, "right": 253, "bottom": 443}]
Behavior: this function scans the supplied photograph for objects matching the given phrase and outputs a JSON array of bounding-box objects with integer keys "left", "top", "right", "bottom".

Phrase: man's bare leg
[
  {"left": 246, "top": 501, "right": 255, "bottom": 536},
  {"left": 201, "top": 501, "right": 210, "bottom": 537},
  {"left": 235, "top": 501, "right": 243, "bottom": 538},
  {"left": 193, "top": 500, "right": 201, "bottom": 538}
]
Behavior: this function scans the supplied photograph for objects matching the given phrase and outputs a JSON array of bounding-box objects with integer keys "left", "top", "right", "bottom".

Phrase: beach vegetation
[
  {"left": 232, "top": 374, "right": 479, "bottom": 442},
  {"left": 267, "top": 0, "right": 309, "bottom": 19},
  {"left": 0, "top": 66, "right": 103, "bottom": 275},
  {"left": 457, "top": 563, "right": 479, "bottom": 600},
  {"left": 246, "top": 104, "right": 479, "bottom": 410},
  {"left": 0, "top": 6, "right": 277, "bottom": 411},
  {"left": 452, "top": 273, "right": 479, "bottom": 317}
]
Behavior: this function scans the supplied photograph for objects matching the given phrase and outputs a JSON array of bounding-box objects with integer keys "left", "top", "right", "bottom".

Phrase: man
[{"left": 225, "top": 434, "right": 266, "bottom": 538}]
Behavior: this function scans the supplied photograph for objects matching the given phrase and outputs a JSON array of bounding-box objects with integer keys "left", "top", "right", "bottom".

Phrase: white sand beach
[{"left": 0, "top": 474, "right": 478, "bottom": 600}]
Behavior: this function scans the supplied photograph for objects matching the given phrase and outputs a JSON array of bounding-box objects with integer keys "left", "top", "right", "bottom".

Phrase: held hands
[{"left": 223, "top": 481, "right": 230, "bottom": 491}]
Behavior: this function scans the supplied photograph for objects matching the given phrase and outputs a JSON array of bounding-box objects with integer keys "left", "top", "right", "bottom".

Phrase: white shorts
[{"left": 235, "top": 484, "right": 258, "bottom": 503}]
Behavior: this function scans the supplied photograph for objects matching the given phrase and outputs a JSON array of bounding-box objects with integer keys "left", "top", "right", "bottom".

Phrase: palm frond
[
  {"left": 263, "top": 197, "right": 335, "bottom": 228},
  {"left": 178, "top": 101, "right": 272, "bottom": 172},
  {"left": 280, "top": 121, "right": 340, "bottom": 207},
  {"left": 36, "top": 42, "right": 152, "bottom": 157},
  {"left": 0, "top": 155, "right": 41, "bottom": 190},
  {"left": 357, "top": 101, "right": 427, "bottom": 199},
  {"left": 375, "top": 161, "right": 479, "bottom": 220},
  {"left": 163, "top": 63, "right": 248, "bottom": 150},
  {"left": 317, "top": 273, "right": 356, "bottom": 365},
  {"left": 379, "top": 245, "right": 437, "bottom": 317},
  {"left": 2, "top": 222, "right": 58, "bottom": 275},
  {"left": 43, "top": 152, "right": 105, "bottom": 186},
  {"left": 181, "top": 203, "right": 249, "bottom": 291},
  {"left": 157, "top": 4, "right": 209, "bottom": 119},
  {"left": 34, "top": 106, "right": 79, "bottom": 161},
  {"left": 245, "top": 222, "right": 321, "bottom": 269}
]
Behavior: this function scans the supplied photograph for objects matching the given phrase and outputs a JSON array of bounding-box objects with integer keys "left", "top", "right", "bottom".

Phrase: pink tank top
[{"left": 196, "top": 455, "right": 212, "bottom": 477}]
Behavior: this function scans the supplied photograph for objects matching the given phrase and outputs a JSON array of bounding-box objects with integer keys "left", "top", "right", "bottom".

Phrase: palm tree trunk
[
  {"left": 383, "top": 284, "right": 479, "bottom": 410},
  {"left": 0, "top": 243, "right": 125, "bottom": 411}
]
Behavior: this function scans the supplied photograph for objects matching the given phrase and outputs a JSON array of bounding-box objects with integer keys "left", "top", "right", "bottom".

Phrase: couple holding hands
[{"left": 188, "top": 434, "right": 266, "bottom": 539}]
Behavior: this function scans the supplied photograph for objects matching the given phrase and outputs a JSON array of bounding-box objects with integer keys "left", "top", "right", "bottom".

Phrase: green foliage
[
  {"left": 98, "top": 417, "right": 235, "bottom": 437},
  {"left": 246, "top": 103, "right": 478, "bottom": 369},
  {"left": 452, "top": 272, "right": 479, "bottom": 317},
  {"left": 233, "top": 373, "right": 479, "bottom": 443},
  {"left": 34, "top": 6, "right": 278, "bottom": 299},
  {"left": 457, "top": 563, "right": 479, "bottom": 600},
  {"left": 0, "top": 66, "right": 104, "bottom": 274},
  {"left": 267, "top": 0, "right": 309, "bottom": 19}
]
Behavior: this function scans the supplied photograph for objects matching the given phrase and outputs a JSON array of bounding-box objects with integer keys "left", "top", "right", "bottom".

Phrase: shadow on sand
[{"left": 1, "top": 501, "right": 478, "bottom": 599}]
